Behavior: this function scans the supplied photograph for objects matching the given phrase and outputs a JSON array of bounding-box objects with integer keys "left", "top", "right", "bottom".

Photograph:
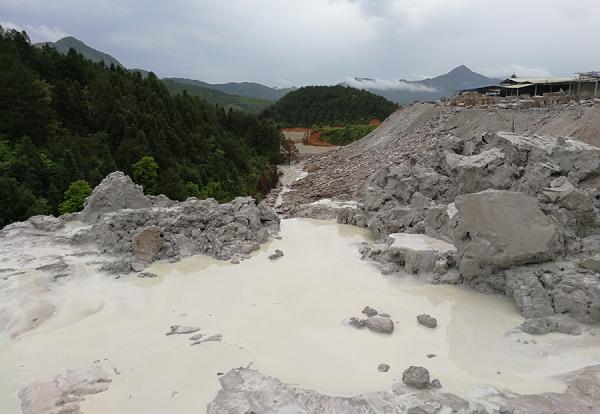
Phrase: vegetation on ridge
[
  {"left": 0, "top": 26, "right": 282, "bottom": 227},
  {"left": 261, "top": 85, "right": 398, "bottom": 127}
]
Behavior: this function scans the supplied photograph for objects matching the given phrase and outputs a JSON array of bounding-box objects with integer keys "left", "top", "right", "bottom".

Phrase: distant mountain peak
[
  {"left": 347, "top": 66, "right": 499, "bottom": 105},
  {"left": 450, "top": 64, "right": 472, "bottom": 72},
  {"left": 34, "top": 36, "right": 122, "bottom": 68}
]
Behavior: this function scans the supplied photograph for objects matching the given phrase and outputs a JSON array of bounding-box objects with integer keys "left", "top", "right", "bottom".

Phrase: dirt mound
[{"left": 281, "top": 102, "right": 600, "bottom": 212}]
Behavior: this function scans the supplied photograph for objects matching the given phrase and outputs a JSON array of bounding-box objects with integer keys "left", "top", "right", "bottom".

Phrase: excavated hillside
[{"left": 280, "top": 102, "right": 600, "bottom": 213}]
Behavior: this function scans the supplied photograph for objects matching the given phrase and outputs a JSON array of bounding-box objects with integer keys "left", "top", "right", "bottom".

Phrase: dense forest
[
  {"left": 261, "top": 85, "right": 398, "bottom": 127},
  {"left": 0, "top": 27, "right": 282, "bottom": 227}
]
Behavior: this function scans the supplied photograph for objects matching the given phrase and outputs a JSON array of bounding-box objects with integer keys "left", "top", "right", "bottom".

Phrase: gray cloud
[{"left": 1, "top": 0, "right": 599, "bottom": 86}]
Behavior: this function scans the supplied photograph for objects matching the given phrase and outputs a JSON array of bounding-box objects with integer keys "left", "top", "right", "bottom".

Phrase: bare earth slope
[{"left": 281, "top": 102, "right": 600, "bottom": 212}]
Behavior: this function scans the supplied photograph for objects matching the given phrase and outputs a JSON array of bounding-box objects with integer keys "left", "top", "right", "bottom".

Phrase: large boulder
[
  {"left": 79, "top": 172, "right": 151, "bottom": 223},
  {"left": 454, "top": 190, "right": 557, "bottom": 281},
  {"left": 401, "top": 366, "right": 430, "bottom": 389}
]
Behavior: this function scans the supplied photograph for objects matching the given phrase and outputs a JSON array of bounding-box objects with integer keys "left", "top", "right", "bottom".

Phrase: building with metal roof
[{"left": 499, "top": 74, "right": 599, "bottom": 97}]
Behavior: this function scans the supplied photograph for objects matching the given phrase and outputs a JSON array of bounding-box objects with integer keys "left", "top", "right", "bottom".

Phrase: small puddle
[{"left": 2, "top": 219, "right": 600, "bottom": 414}]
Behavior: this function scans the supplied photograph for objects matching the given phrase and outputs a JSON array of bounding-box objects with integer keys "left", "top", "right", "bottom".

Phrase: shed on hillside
[{"left": 500, "top": 74, "right": 600, "bottom": 98}]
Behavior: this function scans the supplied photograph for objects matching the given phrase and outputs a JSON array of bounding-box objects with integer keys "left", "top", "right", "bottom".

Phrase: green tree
[
  {"left": 59, "top": 180, "right": 92, "bottom": 214},
  {"left": 185, "top": 181, "right": 201, "bottom": 198},
  {"left": 132, "top": 155, "right": 159, "bottom": 194}
]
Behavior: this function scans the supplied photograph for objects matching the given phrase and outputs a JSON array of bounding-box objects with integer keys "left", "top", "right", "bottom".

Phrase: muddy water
[{"left": 2, "top": 219, "right": 600, "bottom": 413}]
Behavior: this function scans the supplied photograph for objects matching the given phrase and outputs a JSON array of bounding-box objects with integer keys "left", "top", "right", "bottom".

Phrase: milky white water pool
[{"left": 1, "top": 219, "right": 600, "bottom": 413}]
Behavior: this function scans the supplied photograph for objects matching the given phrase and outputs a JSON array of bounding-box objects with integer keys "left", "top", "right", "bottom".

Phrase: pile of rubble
[
  {"left": 340, "top": 130, "right": 600, "bottom": 327},
  {"left": 279, "top": 101, "right": 600, "bottom": 216},
  {"left": 70, "top": 172, "right": 280, "bottom": 273}
]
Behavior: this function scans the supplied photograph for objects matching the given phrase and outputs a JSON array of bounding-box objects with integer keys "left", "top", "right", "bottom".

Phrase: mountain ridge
[
  {"left": 346, "top": 65, "right": 501, "bottom": 104},
  {"left": 34, "top": 36, "right": 123, "bottom": 68},
  {"left": 166, "top": 78, "right": 295, "bottom": 101}
]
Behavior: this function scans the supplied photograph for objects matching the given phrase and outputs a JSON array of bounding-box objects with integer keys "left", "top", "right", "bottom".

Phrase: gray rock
[
  {"left": 444, "top": 148, "right": 515, "bottom": 195},
  {"left": 505, "top": 262, "right": 600, "bottom": 323},
  {"left": 427, "top": 354, "right": 436, "bottom": 359},
  {"left": 18, "top": 368, "right": 111, "bottom": 414},
  {"left": 132, "top": 226, "right": 161, "bottom": 263},
  {"left": 402, "top": 366, "right": 430, "bottom": 389},
  {"left": 191, "top": 334, "right": 223, "bottom": 345},
  {"left": 165, "top": 325, "right": 201, "bottom": 335},
  {"left": 377, "top": 363, "right": 390, "bottom": 372},
  {"left": 348, "top": 317, "right": 366, "bottom": 329},
  {"left": 268, "top": 249, "right": 284, "bottom": 260},
  {"left": 130, "top": 261, "right": 146, "bottom": 272},
  {"left": 137, "top": 272, "right": 158, "bottom": 279},
  {"left": 79, "top": 171, "right": 151, "bottom": 223},
  {"left": 454, "top": 190, "right": 557, "bottom": 281},
  {"left": 362, "top": 306, "right": 378, "bottom": 317},
  {"left": 365, "top": 316, "right": 394, "bottom": 334},
  {"left": 388, "top": 233, "right": 456, "bottom": 274},
  {"left": 417, "top": 314, "right": 438, "bottom": 328},
  {"left": 28, "top": 215, "right": 64, "bottom": 232},
  {"left": 189, "top": 333, "right": 203, "bottom": 341},
  {"left": 72, "top": 179, "right": 279, "bottom": 270},
  {"left": 520, "top": 315, "right": 581, "bottom": 335},
  {"left": 430, "top": 378, "right": 442, "bottom": 388},
  {"left": 498, "top": 406, "right": 515, "bottom": 414},
  {"left": 579, "top": 256, "right": 600, "bottom": 273}
]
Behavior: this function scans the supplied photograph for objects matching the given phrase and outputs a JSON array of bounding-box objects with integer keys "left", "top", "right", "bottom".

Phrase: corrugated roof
[
  {"left": 502, "top": 77, "right": 577, "bottom": 85},
  {"left": 502, "top": 84, "right": 536, "bottom": 89}
]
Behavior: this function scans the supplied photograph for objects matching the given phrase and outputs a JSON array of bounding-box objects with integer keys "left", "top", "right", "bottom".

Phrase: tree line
[
  {"left": 0, "top": 27, "right": 282, "bottom": 227},
  {"left": 260, "top": 85, "right": 398, "bottom": 127}
]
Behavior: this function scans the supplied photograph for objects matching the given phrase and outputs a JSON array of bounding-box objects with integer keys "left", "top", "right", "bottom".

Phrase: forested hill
[
  {"left": 161, "top": 78, "right": 272, "bottom": 114},
  {"left": 260, "top": 85, "right": 399, "bottom": 127},
  {"left": 0, "top": 27, "right": 282, "bottom": 227}
]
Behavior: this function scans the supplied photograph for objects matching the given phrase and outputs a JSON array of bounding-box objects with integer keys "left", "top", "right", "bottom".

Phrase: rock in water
[
  {"left": 402, "top": 366, "right": 430, "bottom": 389},
  {"left": 520, "top": 315, "right": 581, "bottom": 335},
  {"left": 137, "top": 272, "right": 158, "bottom": 279},
  {"left": 377, "top": 363, "right": 390, "bottom": 372},
  {"left": 365, "top": 316, "right": 394, "bottom": 334},
  {"left": 387, "top": 233, "right": 456, "bottom": 274},
  {"left": 165, "top": 325, "right": 201, "bottom": 335},
  {"left": 417, "top": 314, "right": 437, "bottom": 328},
  {"left": 268, "top": 249, "right": 284, "bottom": 260},
  {"left": 191, "top": 334, "right": 223, "bottom": 346},
  {"left": 454, "top": 190, "right": 557, "bottom": 281},
  {"left": 362, "top": 306, "right": 378, "bottom": 317}
]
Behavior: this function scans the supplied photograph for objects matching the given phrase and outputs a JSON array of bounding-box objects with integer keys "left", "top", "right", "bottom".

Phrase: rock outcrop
[
  {"left": 207, "top": 366, "right": 600, "bottom": 414},
  {"left": 78, "top": 172, "right": 152, "bottom": 223},
  {"left": 520, "top": 315, "right": 581, "bottom": 335},
  {"left": 70, "top": 173, "right": 279, "bottom": 272},
  {"left": 341, "top": 128, "right": 600, "bottom": 323}
]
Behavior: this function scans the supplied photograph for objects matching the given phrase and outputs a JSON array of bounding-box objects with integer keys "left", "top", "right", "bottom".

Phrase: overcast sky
[{"left": 1, "top": 0, "right": 599, "bottom": 87}]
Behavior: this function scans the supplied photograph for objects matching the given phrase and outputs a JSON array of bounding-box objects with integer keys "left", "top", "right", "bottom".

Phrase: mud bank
[{"left": 2, "top": 219, "right": 600, "bottom": 413}]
